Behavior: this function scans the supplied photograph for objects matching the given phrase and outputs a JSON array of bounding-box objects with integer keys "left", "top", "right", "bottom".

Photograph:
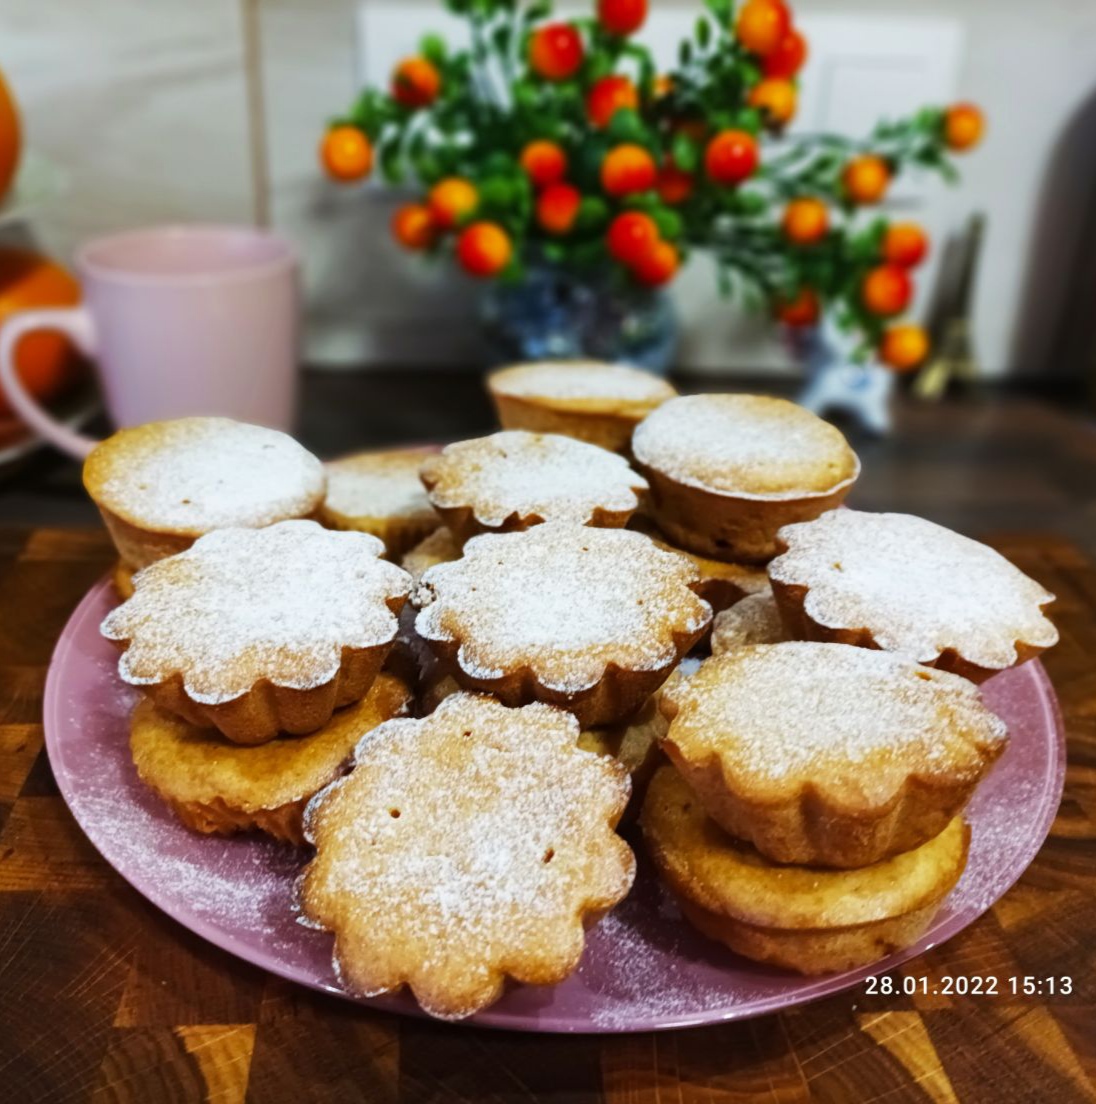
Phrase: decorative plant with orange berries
[{"left": 320, "top": 0, "right": 985, "bottom": 372}]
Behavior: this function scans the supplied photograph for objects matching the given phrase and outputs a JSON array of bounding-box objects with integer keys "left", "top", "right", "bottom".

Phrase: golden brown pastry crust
[
  {"left": 487, "top": 360, "right": 676, "bottom": 453},
  {"left": 83, "top": 416, "right": 325, "bottom": 570},
  {"left": 130, "top": 672, "right": 413, "bottom": 846},
  {"left": 769, "top": 510, "right": 1059, "bottom": 684},
  {"left": 630, "top": 515, "right": 769, "bottom": 617},
  {"left": 641, "top": 766, "right": 970, "bottom": 974},
  {"left": 632, "top": 395, "right": 860, "bottom": 563},
  {"left": 299, "top": 693, "right": 635, "bottom": 1020},
  {"left": 659, "top": 643, "right": 1007, "bottom": 867},
  {"left": 319, "top": 448, "right": 441, "bottom": 559},
  {"left": 103, "top": 521, "right": 411, "bottom": 746},
  {"left": 419, "top": 431, "right": 648, "bottom": 544},
  {"left": 413, "top": 525, "right": 711, "bottom": 727}
]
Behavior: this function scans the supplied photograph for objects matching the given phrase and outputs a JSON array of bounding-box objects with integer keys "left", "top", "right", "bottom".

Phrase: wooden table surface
[{"left": 1, "top": 388, "right": 1095, "bottom": 1103}]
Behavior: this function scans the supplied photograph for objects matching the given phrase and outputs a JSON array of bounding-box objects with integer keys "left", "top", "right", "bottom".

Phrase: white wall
[{"left": 4, "top": 0, "right": 1096, "bottom": 377}]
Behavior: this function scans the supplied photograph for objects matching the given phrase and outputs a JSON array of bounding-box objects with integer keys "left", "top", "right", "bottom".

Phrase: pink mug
[{"left": 0, "top": 224, "right": 300, "bottom": 459}]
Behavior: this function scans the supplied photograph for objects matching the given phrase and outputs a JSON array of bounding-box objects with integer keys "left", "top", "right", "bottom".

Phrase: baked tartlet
[
  {"left": 83, "top": 416, "right": 326, "bottom": 571},
  {"left": 299, "top": 692, "right": 635, "bottom": 1020},
  {"left": 421, "top": 668, "right": 670, "bottom": 821},
  {"left": 102, "top": 520, "right": 411, "bottom": 746},
  {"left": 660, "top": 643, "right": 1007, "bottom": 867},
  {"left": 420, "top": 430, "right": 648, "bottom": 543},
  {"left": 631, "top": 394, "right": 860, "bottom": 563},
  {"left": 631, "top": 515, "right": 769, "bottom": 617},
  {"left": 710, "top": 590, "right": 787, "bottom": 654},
  {"left": 414, "top": 524, "right": 712, "bottom": 726},
  {"left": 130, "top": 672, "right": 412, "bottom": 846},
  {"left": 400, "top": 525, "right": 462, "bottom": 585},
  {"left": 320, "top": 448, "right": 441, "bottom": 558},
  {"left": 769, "top": 509, "right": 1060, "bottom": 683},
  {"left": 487, "top": 359, "right": 677, "bottom": 453},
  {"left": 641, "top": 766, "right": 970, "bottom": 975}
]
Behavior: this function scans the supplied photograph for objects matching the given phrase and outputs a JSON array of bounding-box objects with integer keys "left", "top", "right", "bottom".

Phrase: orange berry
[
  {"left": 601, "top": 144, "right": 658, "bottom": 197},
  {"left": 457, "top": 221, "right": 513, "bottom": 278},
  {"left": 391, "top": 203, "right": 436, "bottom": 250},
  {"left": 598, "top": 0, "right": 647, "bottom": 36},
  {"left": 842, "top": 155, "right": 890, "bottom": 205},
  {"left": 654, "top": 74, "right": 674, "bottom": 99},
  {"left": 764, "top": 28, "right": 807, "bottom": 78},
  {"left": 861, "top": 264, "right": 913, "bottom": 316},
  {"left": 319, "top": 126, "right": 373, "bottom": 183},
  {"left": 587, "top": 75, "right": 639, "bottom": 129},
  {"left": 704, "top": 130, "right": 759, "bottom": 186},
  {"left": 775, "top": 287, "right": 820, "bottom": 327},
  {"left": 529, "top": 23, "right": 584, "bottom": 81},
  {"left": 633, "top": 240, "right": 679, "bottom": 286},
  {"left": 391, "top": 57, "right": 441, "bottom": 108},
  {"left": 658, "top": 161, "right": 694, "bottom": 205},
  {"left": 882, "top": 222, "right": 929, "bottom": 268},
  {"left": 782, "top": 198, "right": 829, "bottom": 244},
  {"left": 427, "top": 177, "right": 478, "bottom": 230},
  {"left": 536, "top": 182, "right": 582, "bottom": 235},
  {"left": 944, "top": 103, "right": 984, "bottom": 151},
  {"left": 607, "top": 211, "right": 660, "bottom": 266},
  {"left": 880, "top": 324, "right": 930, "bottom": 372},
  {"left": 520, "top": 140, "right": 568, "bottom": 189},
  {"left": 748, "top": 78, "right": 797, "bottom": 127},
  {"left": 735, "top": 0, "right": 791, "bottom": 57}
]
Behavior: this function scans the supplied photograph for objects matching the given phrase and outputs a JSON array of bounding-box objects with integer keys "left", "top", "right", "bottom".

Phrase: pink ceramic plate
[{"left": 44, "top": 577, "right": 1065, "bottom": 1033}]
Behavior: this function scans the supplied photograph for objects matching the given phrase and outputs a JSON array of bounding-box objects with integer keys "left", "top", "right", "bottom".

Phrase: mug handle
[{"left": 0, "top": 306, "right": 100, "bottom": 459}]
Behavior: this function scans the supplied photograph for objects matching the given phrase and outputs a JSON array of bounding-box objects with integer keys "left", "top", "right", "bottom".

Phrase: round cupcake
[
  {"left": 487, "top": 360, "right": 677, "bottom": 453},
  {"left": 641, "top": 766, "right": 970, "bottom": 975},
  {"left": 84, "top": 416, "right": 325, "bottom": 572},
  {"left": 320, "top": 447, "right": 440, "bottom": 559},
  {"left": 631, "top": 394, "right": 860, "bottom": 563}
]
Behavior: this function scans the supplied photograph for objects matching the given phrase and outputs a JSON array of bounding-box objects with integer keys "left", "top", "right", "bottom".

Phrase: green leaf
[
  {"left": 702, "top": 0, "right": 733, "bottom": 24},
  {"left": 576, "top": 197, "right": 610, "bottom": 232},
  {"left": 695, "top": 17, "right": 712, "bottom": 49},
  {"left": 420, "top": 32, "right": 447, "bottom": 64},
  {"left": 607, "top": 108, "right": 647, "bottom": 143},
  {"left": 679, "top": 40, "right": 693, "bottom": 66},
  {"left": 672, "top": 133, "right": 700, "bottom": 173},
  {"left": 652, "top": 208, "right": 684, "bottom": 240}
]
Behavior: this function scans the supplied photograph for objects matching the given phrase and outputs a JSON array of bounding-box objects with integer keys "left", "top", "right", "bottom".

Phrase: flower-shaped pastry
[
  {"left": 299, "top": 692, "right": 635, "bottom": 1020},
  {"left": 102, "top": 520, "right": 411, "bottom": 745},
  {"left": 414, "top": 524, "right": 712, "bottom": 726},
  {"left": 769, "top": 509, "right": 1059, "bottom": 682},
  {"left": 419, "top": 430, "right": 648, "bottom": 542}
]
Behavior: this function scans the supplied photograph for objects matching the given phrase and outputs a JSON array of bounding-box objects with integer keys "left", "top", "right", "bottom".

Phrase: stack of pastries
[{"left": 87, "top": 361, "right": 1059, "bottom": 1020}]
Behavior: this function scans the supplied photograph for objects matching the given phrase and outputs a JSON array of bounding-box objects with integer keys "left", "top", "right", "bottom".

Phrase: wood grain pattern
[{"left": 0, "top": 514, "right": 1092, "bottom": 1103}]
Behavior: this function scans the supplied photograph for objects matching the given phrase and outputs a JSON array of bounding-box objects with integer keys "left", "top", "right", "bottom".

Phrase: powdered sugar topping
[
  {"left": 632, "top": 394, "right": 860, "bottom": 499},
  {"left": 489, "top": 361, "right": 677, "bottom": 404},
  {"left": 85, "top": 417, "right": 325, "bottom": 532},
  {"left": 102, "top": 520, "right": 411, "bottom": 703},
  {"left": 300, "top": 693, "right": 634, "bottom": 1018},
  {"left": 323, "top": 449, "right": 438, "bottom": 522},
  {"left": 414, "top": 525, "right": 712, "bottom": 692},
  {"left": 421, "top": 431, "right": 648, "bottom": 528},
  {"left": 770, "top": 510, "right": 1060, "bottom": 671},
  {"left": 664, "top": 642, "right": 1008, "bottom": 798}
]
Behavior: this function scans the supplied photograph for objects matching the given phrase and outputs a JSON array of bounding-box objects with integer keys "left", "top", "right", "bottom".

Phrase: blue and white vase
[{"left": 479, "top": 264, "right": 679, "bottom": 373}]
